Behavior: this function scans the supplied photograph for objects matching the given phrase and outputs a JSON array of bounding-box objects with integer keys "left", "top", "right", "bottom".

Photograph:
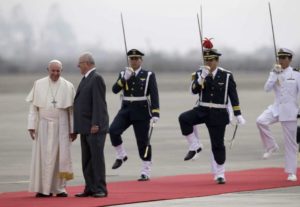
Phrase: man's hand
[
  {"left": 28, "top": 129, "right": 36, "bottom": 140},
  {"left": 269, "top": 71, "right": 278, "bottom": 82},
  {"left": 200, "top": 66, "right": 211, "bottom": 79},
  {"left": 236, "top": 115, "right": 246, "bottom": 125},
  {"left": 124, "top": 67, "right": 134, "bottom": 80},
  {"left": 272, "top": 64, "right": 282, "bottom": 74},
  {"left": 69, "top": 133, "right": 77, "bottom": 142},
  {"left": 90, "top": 125, "right": 99, "bottom": 134},
  {"left": 151, "top": 116, "right": 159, "bottom": 124}
]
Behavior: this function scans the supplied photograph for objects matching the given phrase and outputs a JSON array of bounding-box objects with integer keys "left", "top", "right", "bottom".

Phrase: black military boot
[
  {"left": 112, "top": 156, "right": 128, "bottom": 169},
  {"left": 184, "top": 147, "right": 202, "bottom": 161}
]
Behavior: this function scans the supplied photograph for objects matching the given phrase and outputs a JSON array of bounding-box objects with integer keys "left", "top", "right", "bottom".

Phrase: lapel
[
  {"left": 136, "top": 69, "right": 144, "bottom": 79},
  {"left": 213, "top": 69, "right": 221, "bottom": 83},
  {"left": 75, "top": 70, "right": 95, "bottom": 99}
]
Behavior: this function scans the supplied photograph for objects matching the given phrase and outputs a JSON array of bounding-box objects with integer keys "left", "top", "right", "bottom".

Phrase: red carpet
[{"left": 0, "top": 168, "right": 299, "bottom": 207}]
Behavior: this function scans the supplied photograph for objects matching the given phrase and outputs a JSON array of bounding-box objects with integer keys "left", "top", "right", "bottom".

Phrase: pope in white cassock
[{"left": 26, "top": 60, "right": 76, "bottom": 197}]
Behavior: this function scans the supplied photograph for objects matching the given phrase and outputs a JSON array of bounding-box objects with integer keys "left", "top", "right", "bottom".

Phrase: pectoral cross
[{"left": 51, "top": 99, "right": 57, "bottom": 108}]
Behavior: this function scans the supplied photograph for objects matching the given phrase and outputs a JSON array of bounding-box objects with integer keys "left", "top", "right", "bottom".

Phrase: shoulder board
[
  {"left": 293, "top": 68, "right": 300, "bottom": 72},
  {"left": 191, "top": 72, "right": 196, "bottom": 81},
  {"left": 218, "top": 67, "right": 232, "bottom": 74}
]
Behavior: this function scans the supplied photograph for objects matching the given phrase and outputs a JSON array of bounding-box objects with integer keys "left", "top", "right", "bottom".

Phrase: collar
[
  {"left": 84, "top": 67, "right": 96, "bottom": 78},
  {"left": 133, "top": 67, "right": 142, "bottom": 76},
  {"left": 211, "top": 67, "right": 218, "bottom": 78},
  {"left": 282, "top": 66, "right": 292, "bottom": 74}
]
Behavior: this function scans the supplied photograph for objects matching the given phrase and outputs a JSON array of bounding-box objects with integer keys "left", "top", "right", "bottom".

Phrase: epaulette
[
  {"left": 191, "top": 72, "right": 196, "bottom": 81},
  {"left": 293, "top": 68, "right": 300, "bottom": 72},
  {"left": 218, "top": 67, "right": 232, "bottom": 74}
]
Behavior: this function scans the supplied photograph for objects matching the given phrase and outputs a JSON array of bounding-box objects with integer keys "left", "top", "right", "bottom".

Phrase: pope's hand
[
  {"left": 124, "top": 67, "right": 134, "bottom": 80},
  {"left": 28, "top": 129, "right": 36, "bottom": 140}
]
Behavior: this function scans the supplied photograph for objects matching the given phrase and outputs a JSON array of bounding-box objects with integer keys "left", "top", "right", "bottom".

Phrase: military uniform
[
  {"left": 109, "top": 49, "right": 159, "bottom": 180},
  {"left": 179, "top": 44, "right": 244, "bottom": 184},
  {"left": 256, "top": 48, "right": 300, "bottom": 181},
  {"left": 180, "top": 68, "right": 241, "bottom": 153}
]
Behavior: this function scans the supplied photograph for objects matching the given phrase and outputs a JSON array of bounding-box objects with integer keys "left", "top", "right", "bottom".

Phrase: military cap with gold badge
[
  {"left": 127, "top": 49, "right": 145, "bottom": 57},
  {"left": 277, "top": 48, "right": 294, "bottom": 58}
]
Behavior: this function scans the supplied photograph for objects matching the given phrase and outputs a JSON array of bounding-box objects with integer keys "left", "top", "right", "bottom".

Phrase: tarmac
[{"left": 0, "top": 72, "right": 299, "bottom": 206}]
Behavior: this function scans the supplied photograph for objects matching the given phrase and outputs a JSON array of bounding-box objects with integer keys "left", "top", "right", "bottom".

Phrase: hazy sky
[{"left": 1, "top": 0, "right": 299, "bottom": 54}]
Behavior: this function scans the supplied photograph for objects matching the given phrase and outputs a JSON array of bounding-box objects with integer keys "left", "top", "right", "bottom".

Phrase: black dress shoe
[
  {"left": 35, "top": 193, "right": 53, "bottom": 197},
  {"left": 184, "top": 147, "right": 202, "bottom": 161},
  {"left": 56, "top": 192, "right": 68, "bottom": 197},
  {"left": 137, "top": 174, "right": 150, "bottom": 181},
  {"left": 91, "top": 192, "right": 107, "bottom": 198},
  {"left": 75, "top": 192, "right": 92, "bottom": 197},
  {"left": 216, "top": 177, "right": 226, "bottom": 184},
  {"left": 112, "top": 156, "right": 128, "bottom": 169}
]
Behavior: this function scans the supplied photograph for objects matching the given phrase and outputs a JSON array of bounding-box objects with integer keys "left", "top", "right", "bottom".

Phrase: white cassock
[
  {"left": 26, "top": 76, "right": 75, "bottom": 195},
  {"left": 257, "top": 66, "right": 300, "bottom": 175}
]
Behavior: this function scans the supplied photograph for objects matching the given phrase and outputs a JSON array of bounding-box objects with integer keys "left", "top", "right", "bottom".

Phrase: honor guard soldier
[
  {"left": 256, "top": 48, "right": 300, "bottom": 182},
  {"left": 178, "top": 38, "right": 246, "bottom": 184},
  {"left": 109, "top": 49, "right": 160, "bottom": 181}
]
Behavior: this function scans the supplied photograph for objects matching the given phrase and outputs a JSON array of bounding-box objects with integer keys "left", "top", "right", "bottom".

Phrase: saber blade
[
  {"left": 143, "top": 122, "right": 155, "bottom": 158},
  {"left": 229, "top": 124, "right": 238, "bottom": 149}
]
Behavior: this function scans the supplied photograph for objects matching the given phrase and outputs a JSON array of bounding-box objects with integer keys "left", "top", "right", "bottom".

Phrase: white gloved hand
[
  {"left": 268, "top": 71, "right": 278, "bottom": 82},
  {"left": 272, "top": 64, "right": 282, "bottom": 74},
  {"left": 200, "top": 66, "right": 211, "bottom": 79},
  {"left": 124, "top": 67, "right": 134, "bottom": 80},
  {"left": 151, "top": 116, "right": 159, "bottom": 123},
  {"left": 236, "top": 115, "right": 246, "bottom": 125}
]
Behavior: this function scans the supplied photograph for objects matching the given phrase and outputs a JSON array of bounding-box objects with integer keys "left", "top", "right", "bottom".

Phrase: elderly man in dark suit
[{"left": 73, "top": 52, "right": 109, "bottom": 197}]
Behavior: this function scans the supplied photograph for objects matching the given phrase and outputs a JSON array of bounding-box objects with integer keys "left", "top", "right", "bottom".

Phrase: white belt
[
  {"left": 122, "top": 96, "right": 148, "bottom": 101},
  {"left": 199, "top": 102, "right": 226, "bottom": 109}
]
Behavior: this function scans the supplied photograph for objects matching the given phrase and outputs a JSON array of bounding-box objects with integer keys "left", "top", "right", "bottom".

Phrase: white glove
[
  {"left": 151, "top": 116, "right": 159, "bottom": 123},
  {"left": 236, "top": 115, "right": 246, "bottom": 125},
  {"left": 200, "top": 66, "right": 211, "bottom": 79},
  {"left": 268, "top": 71, "right": 278, "bottom": 82},
  {"left": 124, "top": 67, "right": 134, "bottom": 80},
  {"left": 272, "top": 64, "right": 282, "bottom": 74}
]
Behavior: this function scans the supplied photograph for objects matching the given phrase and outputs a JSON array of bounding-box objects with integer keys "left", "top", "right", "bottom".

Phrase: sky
[{"left": 0, "top": 0, "right": 299, "bottom": 55}]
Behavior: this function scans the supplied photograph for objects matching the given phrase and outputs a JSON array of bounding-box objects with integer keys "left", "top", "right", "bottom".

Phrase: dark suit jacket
[{"left": 74, "top": 70, "right": 109, "bottom": 134}]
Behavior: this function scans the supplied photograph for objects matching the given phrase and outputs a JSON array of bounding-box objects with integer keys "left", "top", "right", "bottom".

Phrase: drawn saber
[
  {"left": 268, "top": 2, "right": 278, "bottom": 64},
  {"left": 197, "top": 13, "right": 205, "bottom": 64},
  {"left": 229, "top": 124, "right": 238, "bottom": 149},
  {"left": 121, "top": 13, "right": 129, "bottom": 66},
  {"left": 143, "top": 122, "right": 155, "bottom": 158}
]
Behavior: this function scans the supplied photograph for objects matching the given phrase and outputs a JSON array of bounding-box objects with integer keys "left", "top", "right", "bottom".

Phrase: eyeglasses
[{"left": 78, "top": 61, "right": 86, "bottom": 64}]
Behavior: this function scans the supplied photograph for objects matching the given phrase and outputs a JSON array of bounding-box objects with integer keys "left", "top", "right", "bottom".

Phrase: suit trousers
[
  {"left": 179, "top": 108, "right": 226, "bottom": 165},
  {"left": 80, "top": 133, "right": 107, "bottom": 194},
  {"left": 109, "top": 113, "right": 151, "bottom": 161},
  {"left": 256, "top": 108, "right": 298, "bottom": 174}
]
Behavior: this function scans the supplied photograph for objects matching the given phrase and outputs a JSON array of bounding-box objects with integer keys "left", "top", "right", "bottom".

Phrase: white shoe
[
  {"left": 287, "top": 174, "right": 297, "bottom": 181},
  {"left": 262, "top": 146, "right": 279, "bottom": 159}
]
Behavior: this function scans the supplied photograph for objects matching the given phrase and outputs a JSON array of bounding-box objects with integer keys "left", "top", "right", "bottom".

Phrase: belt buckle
[{"left": 209, "top": 102, "right": 212, "bottom": 108}]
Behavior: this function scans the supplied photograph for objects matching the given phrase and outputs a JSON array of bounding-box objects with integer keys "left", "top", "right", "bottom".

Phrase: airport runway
[{"left": 0, "top": 72, "right": 299, "bottom": 206}]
